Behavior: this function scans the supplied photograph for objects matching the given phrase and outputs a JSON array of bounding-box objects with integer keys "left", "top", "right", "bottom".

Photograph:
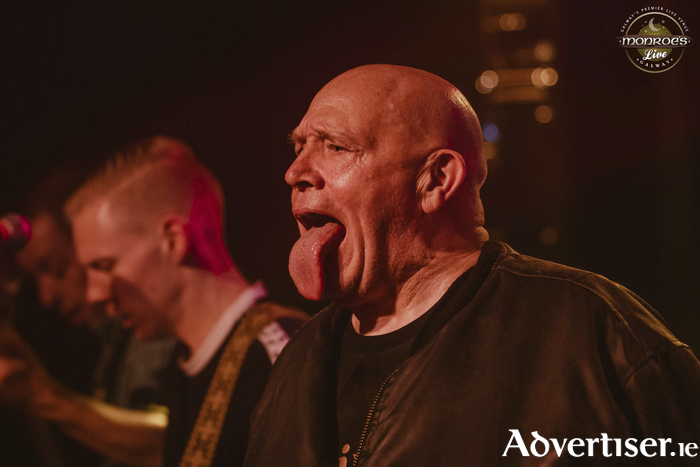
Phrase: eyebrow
[{"left": 288, "top": 123, "right": 361, "bottom": 152}]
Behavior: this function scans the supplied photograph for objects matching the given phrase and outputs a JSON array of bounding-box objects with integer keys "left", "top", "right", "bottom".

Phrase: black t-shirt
[
  {"left": 336, "top": 309, "right": 432, "bottom": 464},
  {"left": 165, "top": 317, "right": 301, "bottom": 467},
  {"left": 335, "top": 268, "right": 474, "bottom": 465}
]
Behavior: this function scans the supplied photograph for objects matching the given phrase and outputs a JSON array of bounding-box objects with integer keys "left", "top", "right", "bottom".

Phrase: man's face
[
  {"left": 286, "top": 84, "right": 422, "bottom": 305},
  {"left": 16, "top": 213, "right": 102, "bottom": 327},
  {"left": 71, "top": 200, "right": 177, "bottom": 340}
]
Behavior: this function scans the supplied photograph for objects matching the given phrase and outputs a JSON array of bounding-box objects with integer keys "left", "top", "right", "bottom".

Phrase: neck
[
  {"left": 351, "top": 242, "right": 482, "bottom": 336},
  {"left": 174, "top": 264, "right": 249, "bottom": 354}
]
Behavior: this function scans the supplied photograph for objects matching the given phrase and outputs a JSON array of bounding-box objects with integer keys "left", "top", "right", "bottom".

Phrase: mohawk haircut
[{"left": 65, "top": 136, "right": 224, "bottom": 220}]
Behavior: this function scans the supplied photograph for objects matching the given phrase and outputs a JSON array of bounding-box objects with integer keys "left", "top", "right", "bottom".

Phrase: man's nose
[
  {"left": 285, "top": 150, "right": 324, "bottom": 191},
  {"left": 85, "top": 270, "right": 113, "bottom": 306}
]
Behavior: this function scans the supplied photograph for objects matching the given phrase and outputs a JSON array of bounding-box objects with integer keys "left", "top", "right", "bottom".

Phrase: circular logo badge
[{"left": 616, "top": 8, "right": 692, "bottom": 73}]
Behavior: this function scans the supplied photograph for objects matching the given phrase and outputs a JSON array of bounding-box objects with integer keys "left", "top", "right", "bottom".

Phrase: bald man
[
  {"left": 6, "top": 137, "right": 305, "bottom": 467},
  {"left": 245, "top": 65, "right": 700, "bottom": 466}
]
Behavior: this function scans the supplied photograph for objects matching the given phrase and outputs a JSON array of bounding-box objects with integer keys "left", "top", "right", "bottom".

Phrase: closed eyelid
[
  {"left": 325, "top": 141, "right": 348, "bottom": 151},
  {"left": 294, "top": 135, "right": 328, "bottom": 155},
  {"left": 88, "top": 259, "right": 115, "bottom": 272}
]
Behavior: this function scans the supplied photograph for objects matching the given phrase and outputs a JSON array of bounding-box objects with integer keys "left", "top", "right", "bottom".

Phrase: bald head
[
  {"left": 315, "top": 65, "right": 484, "bottom": 178},
  {"left": 322, "top": 65, "right": 486, "bottom": 163},
  {"left": 296, "top": 64, "right": 487, "bottom": 228},
  {"left": 287, "top": 65, "right": 488, "bottom": 303}
]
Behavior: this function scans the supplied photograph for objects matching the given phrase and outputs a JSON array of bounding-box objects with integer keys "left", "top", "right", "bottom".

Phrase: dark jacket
[{"left": 245, "top": 242, "right": 700, "bottom": 466}]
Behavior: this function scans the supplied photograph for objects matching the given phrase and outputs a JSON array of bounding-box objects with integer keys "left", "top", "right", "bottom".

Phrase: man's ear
[
  {"left": 417, "top": 149, "right": 467, "bottom": 214},
  {"left": 160, "top": 216, "right": 189, "bottom": 264}
]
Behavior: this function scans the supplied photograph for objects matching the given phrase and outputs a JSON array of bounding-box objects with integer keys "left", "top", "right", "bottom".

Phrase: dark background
[{"left": 1, "top": 0, "right": 698, "bottom": 351}]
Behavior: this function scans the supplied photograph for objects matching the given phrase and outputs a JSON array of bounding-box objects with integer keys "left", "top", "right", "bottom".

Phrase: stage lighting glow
[
  {"left": 534, "top": 41, "right": 555, "bottom": 62},
  {"left": 541, "top": 67, "right": 558, "bottom": 85},
  {"left": 531, "top": 67, "right": 558, "bottom": 88},
  {"left": 482, "top": 123, "right": 501, "bottom": 142},
  {"left": 534, "top": 105, "right": 554, "bottom": 123},
  {"left": 540, "top": 225, "right": 559, "bottom": 246},
  {"left": 499, "top": 13, "right": 526, "bottom": 31},
  {"left": 475, "top": 70, "right": 499, "bottom": 94},
  {"left": 483, "top": 142, "right": 498, "bottom": 161}
]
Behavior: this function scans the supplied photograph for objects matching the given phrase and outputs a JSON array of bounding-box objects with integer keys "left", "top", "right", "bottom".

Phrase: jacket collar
[{"left": 320, "top": 241, "right": 506, "bottom": 356}]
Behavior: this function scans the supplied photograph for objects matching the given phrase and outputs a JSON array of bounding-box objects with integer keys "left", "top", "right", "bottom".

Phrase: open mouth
[
  {"left": 295, "top": 212, "right": 344, "bottom": 234},
  {"left": 289, "top": 210, "right": 347, "bottom": 300}
]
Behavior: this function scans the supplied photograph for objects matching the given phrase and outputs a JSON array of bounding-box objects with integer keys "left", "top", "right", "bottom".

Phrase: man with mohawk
[{"left": 3, "top": 136, "right": 305, "bottom": 467}]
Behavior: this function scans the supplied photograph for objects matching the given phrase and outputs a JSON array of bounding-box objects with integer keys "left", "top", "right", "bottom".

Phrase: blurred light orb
[
  {"left": 483, "top": 142, "right": 498, "bottom": 161},
  {"left": 534, "top": 41, "right": 555, "bottom": 62},
  {"left": 534, "top": 105, "right": 554, "bottom": 123},
  {"left": 475, "top": 70, "right": 499, "bottom": 94},
  {"left": 541, "top": 67, "right": 558, "bottom": 85},
  {"left": 531, "top": 67, "right": 558, "bottom": 88},
  {"left": 482, "top": 123, "right": 501, "bottom": 142},
  {"left": 499, "top": 13, "right": 526, "bottom": 31},
  {"left": 540, "top": 225, "right": 559, "bottom": 246}
]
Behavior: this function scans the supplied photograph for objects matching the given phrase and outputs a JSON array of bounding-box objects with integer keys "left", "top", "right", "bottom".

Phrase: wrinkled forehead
[
  {"left": 295, "top": 78, "right": 408, "bottom": 146},
  {"left": 300, "top": 94, "right": 359, "bottom": 133}
]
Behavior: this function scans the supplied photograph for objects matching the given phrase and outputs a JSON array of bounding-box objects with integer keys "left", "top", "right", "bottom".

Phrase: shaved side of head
[
  {"left": 316, "top": 64, "right": 487, "bottom": 231},
  {"left": 65, "top": 136, "right": 227, "bottom": 257}
]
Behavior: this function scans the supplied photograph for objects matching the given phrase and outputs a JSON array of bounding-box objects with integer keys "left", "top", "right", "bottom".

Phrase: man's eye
[
  {"left": 330, "top": 144, "right": 347, "bottom": 152},
  {"left": 89, "top": 259, "right": 115, "bottom": 272}
]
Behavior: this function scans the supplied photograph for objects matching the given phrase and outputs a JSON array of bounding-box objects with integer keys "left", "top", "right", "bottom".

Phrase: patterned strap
[{"left": 178, "top": 302, "right": 306, "bottom": 467}]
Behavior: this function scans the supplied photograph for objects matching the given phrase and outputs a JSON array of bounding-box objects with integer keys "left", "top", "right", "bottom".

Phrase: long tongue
[{"left": 289, "top": 222, "right": 345, "bottom": 300}]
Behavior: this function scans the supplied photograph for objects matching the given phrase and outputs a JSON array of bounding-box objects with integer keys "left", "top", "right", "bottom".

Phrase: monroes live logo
[{"left": 616, "top": 7, "right": 692, "bottom": 73}]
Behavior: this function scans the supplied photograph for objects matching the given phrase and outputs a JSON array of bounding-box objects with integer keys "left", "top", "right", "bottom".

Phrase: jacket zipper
[{"left": 352, "top": 368, "right": 400, "bottom": 466}]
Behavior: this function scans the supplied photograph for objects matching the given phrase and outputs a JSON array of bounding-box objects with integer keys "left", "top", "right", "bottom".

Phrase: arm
[
  {"left": 38, "top": 389, "right": 167, "bottom": 467},
  {"left": 0, "top": 327, "right": 167, "bottom": 467}
]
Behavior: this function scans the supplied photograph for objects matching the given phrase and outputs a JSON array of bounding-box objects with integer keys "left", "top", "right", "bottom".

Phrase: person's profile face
[
  {"left": 16, "top": 213, "right": 101, "bottom": 327},
  {"left": 285, "top": 84, "right": 421, "bottom": 305},
  {"left": 71, "top": 201, "right": 176, "bottom": 340}
]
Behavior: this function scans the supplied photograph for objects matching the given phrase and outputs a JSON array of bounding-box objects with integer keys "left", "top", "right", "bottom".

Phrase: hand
[
  {"left": 0, "top": 355, "right": 33, "bottom": 406},
  {"left": 0, "top": 327, "right": 62, "bottom": 415}
]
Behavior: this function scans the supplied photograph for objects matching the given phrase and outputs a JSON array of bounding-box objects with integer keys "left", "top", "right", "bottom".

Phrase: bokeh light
[
  {"left": 534, "top": 41, "right": 555, "bottom": 62},
  {"left": 475, "top": 70, "right": 499, "bottom": 94},
  {"left": 531, "top": 67, "right": 558, "bottom": 88},
  {"left": 499, "top": 13, "right": 526, "bottom": 31},
  {"left": 540, "top": 225, "right": 559, "bottom": 246},
  {"left": 534, "top": 105, "right": 554, "bottom": 123},
  {"left": 482, "top": 122, "right": 501, "bottom": 142}
]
